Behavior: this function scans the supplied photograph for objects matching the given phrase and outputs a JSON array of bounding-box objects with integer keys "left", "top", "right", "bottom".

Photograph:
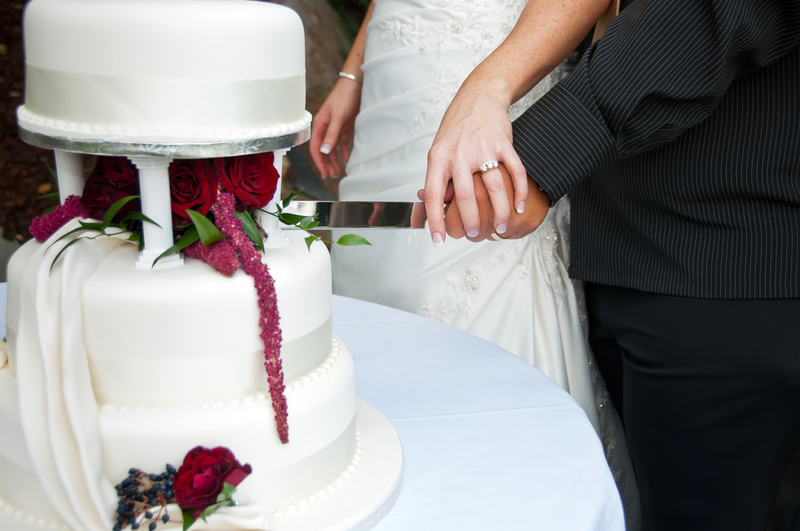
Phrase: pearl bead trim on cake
[
  {"left": 271, "top": 427, "right": 364, "bottom": 520},
  {"left": 0, "top": 495, "right": 71, "bottom": 531},
  {"left": 98, "top": 336, "right": 342, "bottom": 411},
  {"left": 17, "top": 107, "right": 312, "bottom": 142}
]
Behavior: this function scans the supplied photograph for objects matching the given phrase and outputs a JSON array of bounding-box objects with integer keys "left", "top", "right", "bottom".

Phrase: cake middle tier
[{"left": 80, "top": 240, "right": 332, "bottom": 406}]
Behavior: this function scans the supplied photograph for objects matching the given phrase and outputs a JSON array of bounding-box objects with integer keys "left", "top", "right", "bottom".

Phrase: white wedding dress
[{"left": 331, "top": 0, "right": 639, "bottom": 526}]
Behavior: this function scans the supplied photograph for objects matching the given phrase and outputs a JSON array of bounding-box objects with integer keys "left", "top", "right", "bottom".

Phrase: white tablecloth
[{"left": 0, "top": 283, "right": 625, "bottom": 530}]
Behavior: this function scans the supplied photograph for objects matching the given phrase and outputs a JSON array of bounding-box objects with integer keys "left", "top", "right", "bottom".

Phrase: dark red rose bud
[
  {"left": 81, "top": 174, "right": 139, "bottom": 222},
  {"left": 216, "top": 152, "right": 279, "bottom": 210},
  {"left": 169, "top": 159, "right": 218, "bottom": 222},
  {"left": 173, "top": 446, "right": 252, "bottom": 518},
  {"left": 91, "top": 156, "right": 139, "bottom": 192}
]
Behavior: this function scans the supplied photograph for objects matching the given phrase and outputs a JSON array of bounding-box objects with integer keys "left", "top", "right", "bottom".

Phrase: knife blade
[{"left": 280, "top": 201, "right": 424, "bottom": 230}]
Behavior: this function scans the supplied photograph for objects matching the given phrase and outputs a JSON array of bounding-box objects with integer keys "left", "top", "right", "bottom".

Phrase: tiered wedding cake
[{"left": 0, "top": 1, "right": 402, "bottom": 530}]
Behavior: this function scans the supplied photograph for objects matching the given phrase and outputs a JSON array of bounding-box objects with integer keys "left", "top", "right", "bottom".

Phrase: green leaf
[
  {"left": 120, "top": 211, "right": 162, "bottom": 228},
  {"left": 38, "top": 193, "right": 60, "bottom": 202},
  {"left": 186, "top": 210, "right": 224, "bottom": 247},
  {"left": 282, "top": 190, "right": 303, "bottom": 208},
  {"left": 127, "top": 233, "right": 141, "bottom": 242},
  {"left": 153, "top": 226, "right": 199, "bottom": 267},
  {"left": 218, "top": 483, "right": 237, "bottom": 501},
  {"left": 298, "top": 217, "right": 319, "bottom": 231},
  {"left": 101, "top": 195, "right": 140, "bottom": 227},
  {"left": 305, "top": 235, "right": 320, "bottom": 250},
  {"left": 48, "top": 226, "right": 91, "bottom": 251},
  {"left": 335, "top": 234, "right": 372, "bottom": 246},
  {"left": 43, "top": 206, "right": 58, "bottom": 215},
  {"left": 181, "top": 508, "right": 197, "bottom": 531},
  {"left": 77, "top": 220, "right": 105, "bottom": 231},
  {"left": 41, "top": 157, "right": 58, "bottom": 185},
  {"left": 277, "top": 212, "right": 309, "bottom": 226},
  {"left": 49, "top": 237, "right": 84, "bottom": 274},
  {"left": 235, "top": 210, "right": 264, "bottom": 253}
]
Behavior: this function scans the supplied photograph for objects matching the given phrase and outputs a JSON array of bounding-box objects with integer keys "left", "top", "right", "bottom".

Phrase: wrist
[
  {"left": 528, "top": 174, "right": 551, "bottom": 206},
  {"left": 338, "top": 71, "right": 363, "bottom": 85}
]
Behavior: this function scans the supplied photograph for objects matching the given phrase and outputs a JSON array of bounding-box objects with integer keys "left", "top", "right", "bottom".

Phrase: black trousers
[{"left": 585, "top": 283, "right": 800, "bottom": 531}]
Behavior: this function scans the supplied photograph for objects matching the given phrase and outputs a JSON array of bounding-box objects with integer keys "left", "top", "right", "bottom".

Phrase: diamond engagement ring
[{"left": 479, "top": 160, "right": 499, "bottom": 173}]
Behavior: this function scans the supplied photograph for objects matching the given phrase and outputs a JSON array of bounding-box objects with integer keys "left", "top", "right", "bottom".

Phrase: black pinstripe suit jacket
[{"left": 512, "top": 0, "right": 800, "bottom": 298}]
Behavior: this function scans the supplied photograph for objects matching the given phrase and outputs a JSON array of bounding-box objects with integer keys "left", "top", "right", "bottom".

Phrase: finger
[
  {"left": 339, "top": 126, "right": 352, "bottom": 164},
  {"left": 321, "top": 115, "right": 345, "bottom": 177},
  {"left": 309, "top": 114, "right": 331, "bottom": 177},
  {"left": 445, "top": 196, "right": 467, "bottom": 239},
  {"left": 451, "top": 162, "right": 481, "bottom": 238},
  {"left": 410, "top": 202, "right": 427, "bottom": 228},
  {"left": 443, "top": 180, "right": 455, "bottom": 203},
  {"left": 468, "top": 172, "right": 499, "bottom": 241},
  {"left": 501, "top": 146, "right": 529, "bottom": 214},
  {"left": 423, "top": 157, "right": 450, "bottom": 247},
  {"left": 480, "top": 166, "right": 511, "bottom": 236}
]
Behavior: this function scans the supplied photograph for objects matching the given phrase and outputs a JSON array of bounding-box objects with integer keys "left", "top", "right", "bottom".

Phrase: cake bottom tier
[{"left": 0, "top": 400, "right": 403, "bottom": 531}]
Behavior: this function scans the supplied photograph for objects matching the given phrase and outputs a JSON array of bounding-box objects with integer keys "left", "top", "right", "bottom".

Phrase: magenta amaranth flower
[
  {"left": 29, "top": 195, "right": 87, "bottom": 242},
  {"left": 183, "top": 239, "right": 238, "bottom": 277},
  {"left": 211, "top": 192, "right": 288, "bottom": 444}
]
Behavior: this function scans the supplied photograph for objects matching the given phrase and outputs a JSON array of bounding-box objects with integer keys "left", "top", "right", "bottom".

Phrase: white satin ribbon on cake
[
  {"left": 23, "top": 65, "right": 306, "bottom": 141},
  {"left": 14, "top": 220, "right": 130, "bottom": 531}
]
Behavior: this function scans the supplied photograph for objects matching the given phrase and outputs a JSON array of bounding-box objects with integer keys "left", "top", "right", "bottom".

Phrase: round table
[{"left": 0, "top": 284, "right": 625, "bottom": 530}]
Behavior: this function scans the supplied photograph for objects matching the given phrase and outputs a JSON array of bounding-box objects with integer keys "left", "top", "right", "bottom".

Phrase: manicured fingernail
[
  {"left": 496, "top": 223, "right": 507, "bottom": 234},
  {"left": 467, "top": 229, "right": 479, "bottom": 238},
  {"left": 320, "top": 143, "right": 332, "bottom": 155},
  {"left": 432, "top": 232, "right": 444, "bottom": 247},
  {"left": 516, "top": 201, "right": 525, "bottom": 214}
]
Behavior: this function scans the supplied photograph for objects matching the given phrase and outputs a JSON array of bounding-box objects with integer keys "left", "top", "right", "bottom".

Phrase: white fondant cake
[
  {"left": 2, "top": 0, "right": 402, "bottom": 530},
  {"left": 17, "top": 0, "right": 312, "bottom": 143},
  {"left": 0, "top": 232, "right": 402, "bottom": 531}
]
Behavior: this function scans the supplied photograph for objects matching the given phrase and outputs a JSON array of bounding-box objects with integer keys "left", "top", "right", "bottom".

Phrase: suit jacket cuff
[{"left": 512, "top": 72, "right": 616, "bottom": 202}]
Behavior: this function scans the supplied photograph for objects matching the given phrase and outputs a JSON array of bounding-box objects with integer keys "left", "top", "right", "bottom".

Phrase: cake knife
[{"left": 280, "top": 201, "right": 426, "bottom": 230}]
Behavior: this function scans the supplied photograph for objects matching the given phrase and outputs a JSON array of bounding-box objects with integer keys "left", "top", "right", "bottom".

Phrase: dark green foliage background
[{"left": 327, "top": 0, "right": 370, "bottom": 39}]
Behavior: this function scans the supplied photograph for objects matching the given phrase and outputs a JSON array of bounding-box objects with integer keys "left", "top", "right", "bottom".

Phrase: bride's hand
[
  {"left": 441, "top": 164, "right": 550, "bottom": 242},
  {"left": 310, "top": 77, "right": 363, "bottom": 179},
  {"left": 423, "top": 77, "right": 528, "bottom": 246}
]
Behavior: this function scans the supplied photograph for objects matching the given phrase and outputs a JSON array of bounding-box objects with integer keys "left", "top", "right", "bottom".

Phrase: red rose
[
  {"left": 173, "top": 446, "right": 252, "bottom": 517},
  {"left": 215, "top": 153, "right": 279, "bottom": 210},
  {"left": 81, "top": 174, "right": 139, "bottom": 221},
  {"left": 91, "top": 156, "right": 138, "bottom": 192},
  {"left": 169, "top": 159, "right": 218, "bottom": 223}
]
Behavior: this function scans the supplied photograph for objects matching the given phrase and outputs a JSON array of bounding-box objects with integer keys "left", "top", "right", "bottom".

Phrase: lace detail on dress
[
  {"left": 420, "top": 239, "right": 524, "bottom": 324},
  {"left": 381, "top": 0, "right": 529, "bottom": 132},
  {"left": 535, "top": 211, "right": 565, "bottom": 310}
]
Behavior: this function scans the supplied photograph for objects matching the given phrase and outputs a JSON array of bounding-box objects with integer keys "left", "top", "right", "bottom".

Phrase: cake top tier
[
  {"left": 18, "top": 0, "right": 311, "bottom": 153},
  {"left": 24, "top": 0, "right": 304, "bottom": 78}
]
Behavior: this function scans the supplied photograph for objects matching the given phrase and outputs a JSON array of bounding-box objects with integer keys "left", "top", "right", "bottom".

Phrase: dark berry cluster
[{"left": 113, "top": 464, "right": 177, "bottom": 531}]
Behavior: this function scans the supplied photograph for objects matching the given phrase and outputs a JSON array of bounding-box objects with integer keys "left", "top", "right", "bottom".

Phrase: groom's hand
[{"left": 443, "top": 164, "right": 550, "bottom": 241}]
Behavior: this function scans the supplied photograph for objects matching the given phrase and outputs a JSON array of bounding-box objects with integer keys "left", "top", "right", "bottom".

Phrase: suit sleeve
[{"left": 512, "top": 0, "right": 800, "bottom": 201}]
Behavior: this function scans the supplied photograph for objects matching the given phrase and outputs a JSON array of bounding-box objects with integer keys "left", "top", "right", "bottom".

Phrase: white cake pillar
[
  {"left": 53, "top": 150, "right": 85, "bottom": 204},
  {"left": 260, "top": 149, "right": 290, "bottom": 250},
  {"left": 128, "top": 156, "right": 183, "bottom": 270}
]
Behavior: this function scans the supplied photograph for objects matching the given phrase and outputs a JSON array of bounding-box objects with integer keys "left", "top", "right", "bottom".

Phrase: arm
[
  {"left": 309, "top": 2, "right": 374, "bottom": 178},
  {"left": 513, "top": 0, "right": 800, "bottom": 203},
  {"left": 423, "top": 0, "right": 613, "bottom": 246}
]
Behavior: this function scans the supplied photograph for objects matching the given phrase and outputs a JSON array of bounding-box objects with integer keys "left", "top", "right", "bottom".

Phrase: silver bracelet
[{"left": 338, "top": 71, "right": 363, "bottom": 85}]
